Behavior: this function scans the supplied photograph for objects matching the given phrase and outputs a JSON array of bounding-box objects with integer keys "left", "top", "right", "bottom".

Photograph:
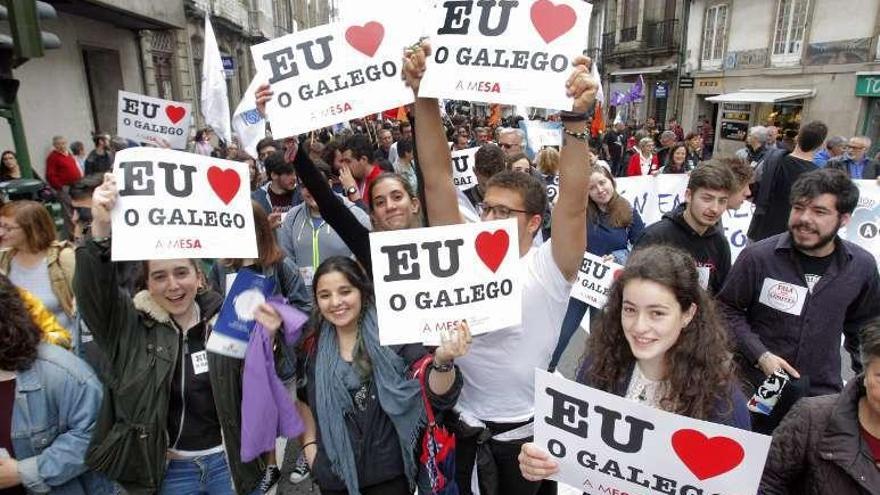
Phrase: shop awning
[
  {"left": 610, "top": 64, "right": 677, "bottom": 76},
  {"left": 706, "top": 89, "right": 815, "bottom": 103}
]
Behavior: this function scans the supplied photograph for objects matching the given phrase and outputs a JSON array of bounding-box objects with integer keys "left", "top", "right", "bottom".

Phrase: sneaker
[
  {"left": 258, "top": 465, "right": 281, "bottom": 493},
  {"left": 289, "top": 451, "right": 311, "bottom": 484}
]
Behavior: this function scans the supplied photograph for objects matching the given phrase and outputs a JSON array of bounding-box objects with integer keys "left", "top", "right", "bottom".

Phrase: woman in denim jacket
[{"left": 0, "top": 273, "right": 105, "bottom": 494}]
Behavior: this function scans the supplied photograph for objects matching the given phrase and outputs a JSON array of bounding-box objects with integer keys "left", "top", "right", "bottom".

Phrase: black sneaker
[
  {"left": 289, "top": 451, "right": 311, "bottom": 484},
  {"left": 259, "top": 465, "right": 281, "bottom": 493}
]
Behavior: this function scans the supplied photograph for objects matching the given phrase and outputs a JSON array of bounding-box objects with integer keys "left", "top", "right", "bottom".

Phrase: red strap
[{"left": 414, "top": 355, "right": 437, "bottom": 425}]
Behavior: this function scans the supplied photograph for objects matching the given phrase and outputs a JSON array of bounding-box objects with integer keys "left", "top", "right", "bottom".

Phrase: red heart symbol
[
  {"left": 474, "top": 230, "right": 510, "bottom": 273},
  {"left": 345, "top": 21, "right": 385, "bottom": 57},
  {"left": 207, "top": 166, "right": 241, "bottom": 205},
  {"left": 671, "top": 429, "right": 745, "bottom": 481},
  {"left": 530, "top": 0, "right": 577, "bottom": 43},
  {"left": 165, "top": 105, "right": 186, "bottom": 124}
]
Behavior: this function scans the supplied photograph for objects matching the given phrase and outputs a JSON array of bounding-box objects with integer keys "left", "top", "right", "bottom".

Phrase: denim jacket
[{"left": 11, "top": 343, "right": 106, "bottom": 494}]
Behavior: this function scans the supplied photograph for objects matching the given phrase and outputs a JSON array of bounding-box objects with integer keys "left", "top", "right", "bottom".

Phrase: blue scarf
[{"left": 315, "top": 305, "right": 425, "bottom": 494}]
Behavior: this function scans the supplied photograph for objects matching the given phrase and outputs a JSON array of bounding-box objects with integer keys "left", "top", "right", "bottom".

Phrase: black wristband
[{"left": 559, "top": 110, "right": 589, "bottom": 122}]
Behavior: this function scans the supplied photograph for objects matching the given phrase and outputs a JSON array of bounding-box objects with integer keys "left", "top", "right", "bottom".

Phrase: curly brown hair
[
  {"left": 0, "top": 274, "right": 41, "bottom": 371},
  {"left": 583, "top": 245, "right": 738, "bottom": 420}
]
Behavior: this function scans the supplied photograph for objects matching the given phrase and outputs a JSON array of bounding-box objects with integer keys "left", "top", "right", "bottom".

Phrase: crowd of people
[{"left": 0, "top": 42, "right": 879, "bottom": 495}]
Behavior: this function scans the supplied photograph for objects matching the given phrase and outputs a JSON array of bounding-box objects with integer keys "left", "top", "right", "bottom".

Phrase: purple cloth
[{"left": 241, "top": 297, "right": 308, "bottom": 462}]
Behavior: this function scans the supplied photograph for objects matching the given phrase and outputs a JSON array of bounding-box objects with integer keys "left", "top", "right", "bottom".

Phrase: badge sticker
[
  {"left": 758, "top": 278, "right": 808, "bottom": 316},
  {"left": 191, "top": 350, "right": 209, "bottom": 375}
]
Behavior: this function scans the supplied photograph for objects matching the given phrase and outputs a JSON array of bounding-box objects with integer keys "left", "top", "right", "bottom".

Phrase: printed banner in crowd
[
  {"left": 207, "top": 268, "right": 276, "bottom": 358},
  {"left": 840, "top": 180, "right": 879, "bottom": 267},
  {"left": 250, "top": 1, "right": 419, "bottom": 138},
  {"left": 451, "top": 146, "right": 479, "bottom": 191},
  {"left": 534, "top": 370, "right": 771, "bottom": 495},
  {"left": 369, "top": 219, "right": 522, "bottom": 345},
  {"left": 520, "top": 119, "right": 562, "bottom": 159},
  {"left": 116, "top": 90, "right": 192, "bottom": 150},
  {"left": 110, "top": 147, "right": 258, "bottom": 261},
  {"left": 419, "top": 0, "right": 592, "bottom": 110},
  {"left": 570, "top": 252, "right": 623, "bottom": 309},
  {"left": 615, "top": 175, "right": 754, "bottom": 262}
]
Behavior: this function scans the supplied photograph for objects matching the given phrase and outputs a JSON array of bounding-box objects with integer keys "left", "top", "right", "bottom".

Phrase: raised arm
[
  {"left": 403, "top": 43, "right": 462, "bottom": 226},
  {"left": 551, "top": 56, "right": 598, "bottom": 280}
]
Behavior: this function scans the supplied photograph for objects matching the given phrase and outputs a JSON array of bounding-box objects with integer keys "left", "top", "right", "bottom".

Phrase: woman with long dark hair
[
  {"left": 549, "top": 166, "right": 645, "bottom": 371},
  {"left": 297, "top": 256, "right": 470, "bottom": 495},
  {"left": 0, "top": 273, "right": 105, "bottom": 494},
  {"left": 0, "top": 151, "right": 21, "bottom": 181},
  {"left": 659, "top": 143, "right": 694, "bottom": 174},
  {"left": 519, "top": 245, "right": 749, "bottom": 481}
]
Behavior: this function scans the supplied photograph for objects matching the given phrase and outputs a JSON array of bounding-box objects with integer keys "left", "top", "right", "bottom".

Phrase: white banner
[
  {"left": 451, "top": 146, "right": 479, "bottom": 191},
  {"left": 116, "top": 91, "right": 192, "bottom": 150},
  {"left": 369, "top": 219, "right": 522, "bottom": 345},
  {"left": 570, "top": 252, "right": 623, "bottom": 309},
  {"left": 111, "top": 148, "right": 258, "bottom": 261},
  {"left": 250, "top": 2, "right": 419, "bottom": 138},
  {"left": 840, "top": 180, "right": 880, "bottom": 267},
  {"left": 615, "top": 175, "right": 755, "bottom": 262},
  {"left": 534, "top": 370, "right": 771, "bottom": 495},
  {"left": 419, "top": 0, "right": 591, "bottom": 110}
]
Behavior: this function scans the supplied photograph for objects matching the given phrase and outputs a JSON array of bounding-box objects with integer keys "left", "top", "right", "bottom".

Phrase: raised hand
[
  {"left": 565, "top": 56, "right": 599, "bottom": 113},
  {"left": 402, "top": 40, "right": 432, "bottom": 97}
]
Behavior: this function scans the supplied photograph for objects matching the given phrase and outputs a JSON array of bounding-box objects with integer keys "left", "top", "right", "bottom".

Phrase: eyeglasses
[
  {"left": 499, "top": 143, "right": 518, "bottom": 149},
  {"left": 478, "top": 203, "right": 530, "bottom": 219}
]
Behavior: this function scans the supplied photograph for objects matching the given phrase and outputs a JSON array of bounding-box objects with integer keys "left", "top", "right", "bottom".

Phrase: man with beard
[
  {"left": 634, "top": 163, "right": 736, "bottom": 294},
  {"left": 719, "top": 168, "right": 880, "bottom": 401}
]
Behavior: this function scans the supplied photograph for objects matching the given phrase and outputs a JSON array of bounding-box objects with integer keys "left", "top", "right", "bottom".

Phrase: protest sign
[
  {"left": 207, "top": 268, "right": 277, "bottom": 358},
  {"left": 116, "top": 90, "right": 192, "bottom": 150},
  {"left": 840, "top": 180, "right": 879, "bottom": 267},
  {"left": 369, "top": 219, "right": 522, "bottom": 345},
  {"left": 110, "top": 147, "right": 258, "bottom": 261},
  {"left": 451, "top": 146, "right": 479, "bottom": 191},
  {"left": 521, "top": 119, "right": 562, "bottom": 159},
  {"left": 570, "top": 252, "right": 623, "bottom": 309},
  {"left": 250, "top": 1, "right": 419, "bottom": 138},
  {"left": 419, "top": 0, "right": 592, "bottom": 110},
  {"left": 615, "top": 175, "right": 754, "bottom": 262},
  {"left": 534, "top": 369, "right": 771, "bottom": 495}
]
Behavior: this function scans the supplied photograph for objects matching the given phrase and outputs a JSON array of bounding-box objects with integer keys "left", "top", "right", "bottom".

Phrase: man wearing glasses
[
  {"left": 827, "top": 136, "right": 879, "bottom": 180},
  {"left": 497, "top": 128, "right": 525, "bottom": 157}
]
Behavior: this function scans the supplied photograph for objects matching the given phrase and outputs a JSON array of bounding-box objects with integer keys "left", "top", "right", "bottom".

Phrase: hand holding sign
[
  {"left": 90, "top": 173, "right": 118, "bottom": 239},
  {"left": 435, "top": 320, "right": 473, "bottom": 366},
  {"left": 253, "top": 303, "right": 283, "bottom": 341},
  {"left": 402, "top": 41, "right": 430, "bottom": 96},
  {"left": 566, "top": 55, "right": 598, "bottom": 113},
  {"left": 518, "top": 443, "right": 559, "bottom": 482}
]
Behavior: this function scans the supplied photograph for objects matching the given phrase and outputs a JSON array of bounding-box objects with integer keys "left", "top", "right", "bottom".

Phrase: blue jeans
[
  {"left": 159, "top": 452, "right": 236, "bottom": 495},
  {"left": 549, "top": 297, "right": 589, "bottom": 372}
]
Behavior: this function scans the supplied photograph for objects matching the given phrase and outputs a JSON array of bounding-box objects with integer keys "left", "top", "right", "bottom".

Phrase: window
[
  {"left": 772, "top": 0, "right": 809, "bottom": 65},
  {"left": 700, "top": 4, "right": 727, "bottom": 70}
]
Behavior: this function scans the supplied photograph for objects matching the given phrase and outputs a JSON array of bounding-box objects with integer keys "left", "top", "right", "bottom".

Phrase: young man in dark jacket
[{"left": 634, "top": 163, "right": 736, "bottom": 295}]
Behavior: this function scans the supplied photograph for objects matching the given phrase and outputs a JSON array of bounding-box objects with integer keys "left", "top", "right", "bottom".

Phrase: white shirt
[{"left": 455, "top": 240, "right": 572, "bottom": 423}]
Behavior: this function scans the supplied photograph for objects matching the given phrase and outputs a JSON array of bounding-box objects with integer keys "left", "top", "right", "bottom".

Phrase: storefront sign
[
  {"left": 856, "top": 74, "right": 880, "bottom": 97},
  {"left": 727, "top": 49, "right": 767, "bottom": 70},
  {"left": 720, "top": 121, "right": 749, "bottom": 141},
  {"left": 222, "top": 56, "right": 235, "bottom": 78},
  {"left": 721, "top": 102, "right": 750, "bottom": 112},
  {"left": 806, "top": 38, "right": 871, "bottom": 66},
  {"left": 369, "top": 219, "right": 523, "bottom": 345},
  {"left": 722, "top": 112, "right": 750, "bottom": 121},
  {"left": 534, "top": 370, "right": 771, "bottom": 495},
  {"left": 419, "top": 0, "right": 592, "bottom": 110},
  {"left": 678, "top": 77, "right": 694, "bottom": 89},
  {"left": 694, "top": 77, "right": 722, "bottom": 95},
  {"left": 655, "top": 82, "right": 668, "bottom": 98}
]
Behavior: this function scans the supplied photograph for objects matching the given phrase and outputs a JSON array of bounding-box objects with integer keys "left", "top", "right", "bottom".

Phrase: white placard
[
  {"left": 534, "top": 369, "right": 771, "bottom": 495},
  {"left": 116, "top": 90, "right": 192, "bottom": 150},
  {"left": 839, "top": 180, "right": 880, "bottom": 268},
  {"left": 110, "top": 148, "right": 258, "bottom": 261},
  {"left": 420, "top": 0, "right": 592, "bottom": 110},
  {"left": 451, "top": 146, "right": 479, "bottom": 191},
  {"left": 570, "top": 252, "right": 623, "bottom": 309},
  {"left": 522, "top": 120, "right": 562, "bottom": 158},
  {"left": 369, "top": 219, "right": 522, "bottom": 345},
  {"left": 250, "top": 2, "right": 419, "bottom": 138},
  {"left": 615, "top": 175, "right": 755, "bottom": 263}
]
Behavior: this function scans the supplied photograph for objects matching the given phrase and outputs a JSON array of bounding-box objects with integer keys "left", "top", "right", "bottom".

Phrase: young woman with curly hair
[
  {"left": 0, "top": 273, "right": 106, "bottom": 493},
  {"left": 518, "top": 245, "right": 750, "bottom": 481}
]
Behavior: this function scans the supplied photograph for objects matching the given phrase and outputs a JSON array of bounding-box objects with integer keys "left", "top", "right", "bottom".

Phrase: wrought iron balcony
[
  {"left": 620, "top": 26, "right": 638, "bottom": 43},
  {"left": 644, "top": 19, "right": 679, "bottom": 50},
  {"left": 602, "top": 32, "right": 616, "bottom": 54}
]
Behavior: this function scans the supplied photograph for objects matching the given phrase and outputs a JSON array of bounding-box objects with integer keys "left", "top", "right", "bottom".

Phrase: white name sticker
[
  {"left": 758, "top": 278, "right": 808, "bottom": 316},
  {"left": 299, "top": 266, "right": 315, "bottom": 287},
  {"left": 191, "top": 350, "right": 209, "bottom": 375}
]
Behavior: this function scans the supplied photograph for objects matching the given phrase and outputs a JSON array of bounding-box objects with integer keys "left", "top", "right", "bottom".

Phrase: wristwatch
[{"left": 346, "top": 186, "right": 358, "bottom": 196}]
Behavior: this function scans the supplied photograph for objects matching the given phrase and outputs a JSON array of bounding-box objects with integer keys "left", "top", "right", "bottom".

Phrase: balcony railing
[
  {"left": 645, "top": 19, "right": 678, "bottom": 50},
  {"left": 602, "top": 32, "right": 616, "bottom": 54},
  {"left": 620, "top": 26, "right": 638, "bottom": 43}
]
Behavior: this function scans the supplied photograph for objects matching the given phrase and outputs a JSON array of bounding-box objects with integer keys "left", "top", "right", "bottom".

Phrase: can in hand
[{"left": 747, "top": 368, "right": 791, "bottom": 416}]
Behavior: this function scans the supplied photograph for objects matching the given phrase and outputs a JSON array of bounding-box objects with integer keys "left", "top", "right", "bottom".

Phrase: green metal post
[{"left": 0, "top": 100, "right": 32, "bottom": 178}]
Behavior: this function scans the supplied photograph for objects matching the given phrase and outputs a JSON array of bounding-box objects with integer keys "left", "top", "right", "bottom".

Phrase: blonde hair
[{"left": 536, "top": 147, "right": 560, "bottom": 175}]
